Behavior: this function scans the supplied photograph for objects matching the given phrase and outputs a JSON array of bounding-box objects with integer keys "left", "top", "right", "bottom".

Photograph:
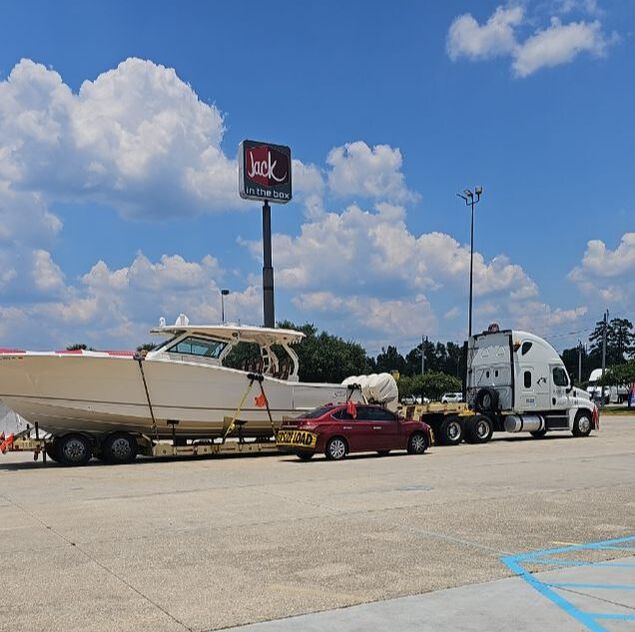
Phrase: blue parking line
[
  {"left": 528, "top": 559, "right": 635, "bottom": 568},
  {"left": 590, "top": 613, "right": 635, "bottom": 621},
  {"left": 502, "top": 535, "right": 635, "bottom": 632}
]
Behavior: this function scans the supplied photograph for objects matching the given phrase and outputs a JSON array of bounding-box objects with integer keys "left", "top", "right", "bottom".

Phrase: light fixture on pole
[
  {"left": 220, "top": 289, "right": 230, "bottom": 324},
  {"left": 456, "top": 186, "right": 483, "bottom": 338}
]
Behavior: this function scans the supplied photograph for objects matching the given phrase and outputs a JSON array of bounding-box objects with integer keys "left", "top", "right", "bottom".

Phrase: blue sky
[{"left": 0, "top": 0, "right": 633, "bottom": 353}]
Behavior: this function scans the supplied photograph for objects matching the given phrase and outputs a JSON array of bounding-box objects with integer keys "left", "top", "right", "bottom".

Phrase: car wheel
[
  {"left": 407, "top": 432, "right": 428, "bottom": 454},
  {"left": 58, "top": 434, "right": 92, "bottom": 466},
  {"left": 572, "top": 411, "right": 593, "bottom": 437},
  {"left": 296, "top": 451, "right": 314, "bottom": 461},
  {"left": 530, "top": 428, "right": 548, "bottom": 439},
  {"left": 377, "top": 450, "right": 390, "bottom": 457},
  {"left": 102, "top": 433, "right": 138, "bottom": 464},
  {"left": 439, "top": 416, "right": 463, "bottom": 445},
  {"left": 325, "top": 437, "right": 347, "bottom": 460},
  {"left": 465, "top": 415, "right": 493, "bottom": 444}
]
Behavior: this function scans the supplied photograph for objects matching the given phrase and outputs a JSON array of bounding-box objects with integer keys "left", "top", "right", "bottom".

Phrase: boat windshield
[{"left": 167, "top": 336, "right": 227, "bottom": 359}]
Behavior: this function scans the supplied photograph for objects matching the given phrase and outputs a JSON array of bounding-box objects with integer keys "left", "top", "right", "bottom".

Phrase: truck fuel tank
[{"left": 504, "top": 414, "right": 544, "bottom": 433}]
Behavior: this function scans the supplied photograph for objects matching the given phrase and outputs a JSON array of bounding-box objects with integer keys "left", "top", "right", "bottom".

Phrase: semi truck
[{"left": 402, "top": 327, "right": 599, "bottom": 445}]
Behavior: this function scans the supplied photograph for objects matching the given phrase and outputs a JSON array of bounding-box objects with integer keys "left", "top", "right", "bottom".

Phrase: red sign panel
[{"left": 239, "top": 140, "right": 292, "bottom": 204}]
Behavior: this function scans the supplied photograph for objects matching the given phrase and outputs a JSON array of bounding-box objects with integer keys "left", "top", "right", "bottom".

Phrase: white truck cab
[{"left": 466, "top": 328, "right": 598, "bottom": 438}]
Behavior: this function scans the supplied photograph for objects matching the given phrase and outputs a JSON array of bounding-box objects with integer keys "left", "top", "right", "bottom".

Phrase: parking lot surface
[{"left": 1, "top": 415, "right": 634, "bottom": 631}]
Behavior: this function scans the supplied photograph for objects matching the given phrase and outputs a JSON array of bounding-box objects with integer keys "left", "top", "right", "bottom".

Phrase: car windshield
[{"left": 298, "top": 404, "right": 336, "bottom": 419}]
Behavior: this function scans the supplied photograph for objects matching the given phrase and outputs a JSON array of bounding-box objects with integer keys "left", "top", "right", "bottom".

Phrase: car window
[
  {"left": 552, "top": 367, "right": 569, "bottom": 387},
  {"left": 300, "top": 405, "right": 336, "bottom": 419},
  {"left": 332, "top": 408, "right": 355, "bottom": 420},
  {"left": 363, "top": 407, "right": 397, "bottom": 422},
  {"left": 521, "top": 342, "right": 533, "bottom": 355}
]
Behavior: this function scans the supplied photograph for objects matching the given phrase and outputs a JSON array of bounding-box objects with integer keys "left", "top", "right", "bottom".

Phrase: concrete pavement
[{"left": 1, "top": 415, "right": 633, "bottom": 631}]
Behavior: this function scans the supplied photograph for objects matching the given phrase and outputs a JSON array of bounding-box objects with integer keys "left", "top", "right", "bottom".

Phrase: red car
[{"left": 276, "top": 402, "right": 433, "bottom": 460}]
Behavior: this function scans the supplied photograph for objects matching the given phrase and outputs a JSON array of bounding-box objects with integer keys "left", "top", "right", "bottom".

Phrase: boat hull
[{"left": 0, "top": 354, "right": 353, "bottom": 438}]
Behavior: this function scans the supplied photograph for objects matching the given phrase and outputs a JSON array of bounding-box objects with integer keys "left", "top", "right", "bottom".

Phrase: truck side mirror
[{"left": 566, "top": 384, "right": 573, "bottom": 393}]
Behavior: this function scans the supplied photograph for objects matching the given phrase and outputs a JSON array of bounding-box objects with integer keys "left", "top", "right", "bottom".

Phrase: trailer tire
[
  {"left": 475, "top": 388, "right": 499, "bottom": 414},
  {"left": 102, "top": 433, "right": 138, "bottom": 464},
  {"left": 530, "top": 428, "right": 548, "bottom": 439},
  {"left": 296, "top": 451, "right": 313, "bottom": 461},
  {"left": 465, "top": 415, "right": 493, "bottom": 444},
  {"left": 572, "top": 410, "right": 593, "bottom": 437},
  {"left": 58, "top": 434, "right": 92, "bottom": 466},
  {"left": 45, "top": 438, "right": 61, "bottom": 463},
  {"left": 377, "top": 450, "right": 390, "bottom": 457},
  {"left": 438, "top": 416, "right": 463, "bottom": 445}
]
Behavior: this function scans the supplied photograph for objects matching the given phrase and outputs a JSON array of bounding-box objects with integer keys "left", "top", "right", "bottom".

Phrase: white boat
[{"left": 0, "top": 315, "right": 374, "bottom": 439}]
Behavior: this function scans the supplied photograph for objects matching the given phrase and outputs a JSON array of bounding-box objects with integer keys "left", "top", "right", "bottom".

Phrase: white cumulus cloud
[
  {"left": 446, "top": 5, "right": 617, "bottom": 77},
  {"left": 326, "top": 141, "right": 418, "bottom": 203},
  {"left": 513, "top": 18, "right": 613, "bottom": 77},
  {"left": 447, "top": 6, "right": 523, "bottom": 60}
]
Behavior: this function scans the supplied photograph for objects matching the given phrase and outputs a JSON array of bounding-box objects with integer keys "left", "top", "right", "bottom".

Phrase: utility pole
[
  {"left": 456, "top": 187, "right": 483, "bottom": 338},
  {"left": 577, "top": 339, "right": 583, "bottom": 386},
  {"left": 421, "top": 336, "right": 428, "bottom": 375},
  {"left": 601, "top": 309, "right": 609, "bottom": 407}
]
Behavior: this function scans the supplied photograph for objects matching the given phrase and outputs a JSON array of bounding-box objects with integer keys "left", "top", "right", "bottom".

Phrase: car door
[
  {"left": 331, "top": 407, "right": 374, "bottom": 452},
  {"left": 364, "top": 407, "right": 402, "bottom": 450}
]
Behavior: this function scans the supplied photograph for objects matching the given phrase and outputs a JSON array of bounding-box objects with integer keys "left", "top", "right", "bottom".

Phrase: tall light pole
[
  {"left": 457, "top": 186, "right": 483, "bottom": 338},
  {"left": 220, "top": 289, "right": 230, "bottom": 324}
]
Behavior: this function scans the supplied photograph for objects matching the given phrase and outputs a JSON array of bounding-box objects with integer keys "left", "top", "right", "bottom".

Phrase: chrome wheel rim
[
  {"left": 411, "top": 435, "right": 426, "bottom": 453},
  {"left": 63, "top": 438, "right": 86, "bottom": 463},
  {"left": 329, "top": 439, "right": 346, "bottom": 459},
  {"left": 476, "top": 420, "right": 490, "bottom": 439},
  {"left": 578, "top": 416, "right": 591, "bottom": 434},
  {"left": 448, "top": 422, "right": 461, "bottom": 440}
]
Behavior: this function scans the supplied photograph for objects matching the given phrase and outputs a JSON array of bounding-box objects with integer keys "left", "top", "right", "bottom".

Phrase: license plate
[{"left": 276, "top": 430, "right": 318, "bottom": 449}]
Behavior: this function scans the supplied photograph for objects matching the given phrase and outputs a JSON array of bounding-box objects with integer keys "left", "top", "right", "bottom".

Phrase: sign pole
[
  {"left": 262, "top": 200, "right": 275, "bottom": 328},
  {"left": 238, "top": 139, "right": 292, "bottom": 330}
]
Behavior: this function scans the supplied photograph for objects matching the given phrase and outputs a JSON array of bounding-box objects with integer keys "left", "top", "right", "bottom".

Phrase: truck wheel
[
  {"left": 572, "top": 411, "right": 593, "bottom": 437},
  {"left": 325, "top": 437, "right": 347, "bottom": 460},
  {"left": 465, "top": 415, "right": 493, "bottom": 444},
  {"left": 407, "top": 432, "right": 428, "bottom": 454},
  {"left": 530, "top": 428, "right": 548, "bottom": 439},
  {"left": 102, "top": 433, "right": 138, "bottom": 464},
  {"left": 296, "top": 451, "right": 313, "bottom": 461},
  {"left": 45, "top": 438, "right": 61, "bottom": 463},
  {"left": 377, "top": 450, "right": 390, "bottom": 457},
  {"left": 58, "top": 434, "right": 92, "bottom": 466},
  {"left": 439, "top": 416, "right": 463, "bottom": 445}
]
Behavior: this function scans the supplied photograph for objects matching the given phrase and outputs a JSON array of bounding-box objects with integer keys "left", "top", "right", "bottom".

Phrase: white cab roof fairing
[{"left": 149, "top": 324, "right": 305, "bottom": 347}]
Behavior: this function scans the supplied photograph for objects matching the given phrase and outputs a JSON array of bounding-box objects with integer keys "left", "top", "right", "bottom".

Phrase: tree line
[{"left": 561, "top": 317, "right": 634, "bottom": 384}]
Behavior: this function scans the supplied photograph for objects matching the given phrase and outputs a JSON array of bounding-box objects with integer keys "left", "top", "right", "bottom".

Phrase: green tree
[
  {"left": 602, "top": 360, "right": 635, "bottom": 386},
  {"left": 398, "top": 371, "right": 461, "bottom": 401},
  {"left": 589, "top": 317, "right": 635, "bottom": 366},
  {"left": 226, "top": 321, "right": 373, "bottom": 383},
  {"left": 66, "top": 343, "right": 88, "bottom": 351},
  {"left": 375, "top": 345, "right": 406, "bottom": 375}
]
